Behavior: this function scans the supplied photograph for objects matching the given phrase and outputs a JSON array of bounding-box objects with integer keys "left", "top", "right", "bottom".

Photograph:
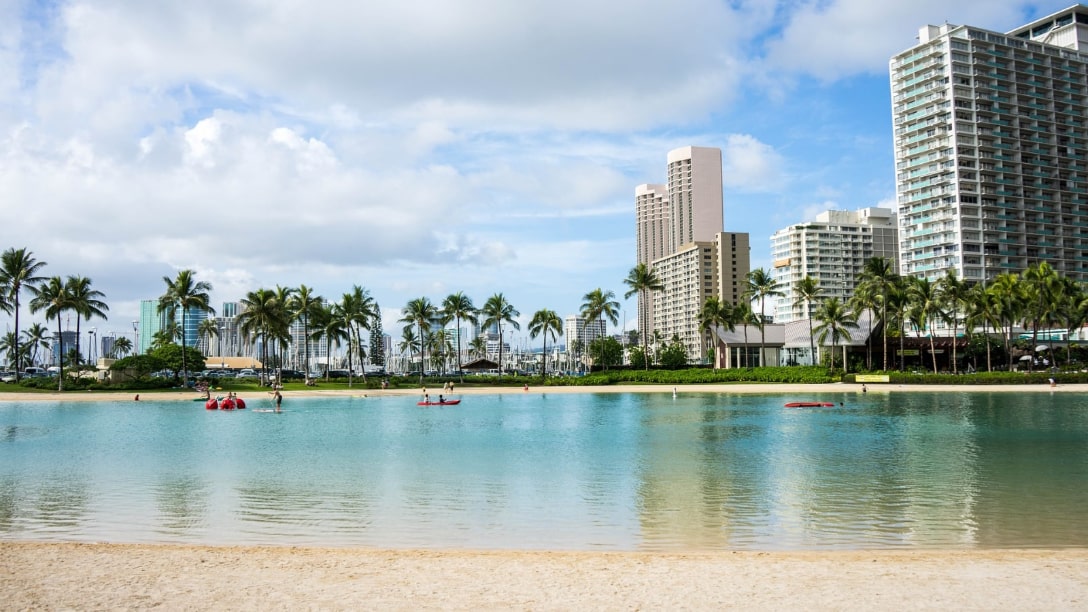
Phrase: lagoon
[{"left": 2, "top": 390, "right": 1087, "bottom": 551}]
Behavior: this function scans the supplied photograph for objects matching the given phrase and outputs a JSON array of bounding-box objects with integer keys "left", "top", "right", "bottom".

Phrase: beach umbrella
[
  {"left": 1035, "top": 345, "right": 1049, "bottom": 352},
  {"left": 1019, "top": 355, "right": 1033, "bottom": 361}
]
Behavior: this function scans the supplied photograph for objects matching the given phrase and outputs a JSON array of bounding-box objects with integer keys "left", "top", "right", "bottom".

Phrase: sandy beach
[
  {"left": 2, "top": 543, "right": 1086, "bottom": 610},
  {"left": 4, "top": 383, "right": 1087, "bottom": 609}
]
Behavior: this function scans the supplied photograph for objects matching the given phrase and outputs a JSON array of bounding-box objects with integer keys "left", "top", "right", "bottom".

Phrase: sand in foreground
[{"left": 3, "top": 543, "right": 1087, "bottom": 610}]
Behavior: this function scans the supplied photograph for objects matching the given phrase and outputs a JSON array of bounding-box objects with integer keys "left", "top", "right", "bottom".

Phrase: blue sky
[{"left": 0, "top": 0, "right": 1073, "bottom": 344}]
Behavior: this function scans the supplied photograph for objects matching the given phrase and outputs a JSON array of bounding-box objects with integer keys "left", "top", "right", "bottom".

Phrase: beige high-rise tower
[{"left": 634, "top": 146, "right": 750, "bottom": 362}]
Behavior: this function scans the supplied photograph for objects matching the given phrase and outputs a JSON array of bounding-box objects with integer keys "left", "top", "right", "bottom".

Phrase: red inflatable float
[{"left": 205, "top": 398, "right": 218, "bottom": 410}]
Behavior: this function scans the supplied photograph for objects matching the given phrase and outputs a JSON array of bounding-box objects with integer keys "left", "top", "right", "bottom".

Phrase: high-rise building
[
  {"left": 635, "top": 146, "right": 750, "bottom": 360},
  {"left": 138, "top": 299, "right": 162, "bottom": 355},
  {"left": 563, "top": 315, "right": 606, "bottom": 351},
  {"left": 667, "top": 146, "right": 724, "bottom": 251},
  {"left": 891, "top": 7, "right": 1088, "bottom": 283},
  {"left": 770, "top": 207, "right": 899, "bottom": 323},
  {"left": 651, "top": 232, "right": 750, "bottom": 359}
]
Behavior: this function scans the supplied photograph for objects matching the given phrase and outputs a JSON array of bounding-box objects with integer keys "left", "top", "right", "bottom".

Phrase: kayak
[
  {"left": 784, "top": 401, "right": 835, "bottom": 408},
  {"left": 417, "top": 399, "right": 461, "bottom": 406}
]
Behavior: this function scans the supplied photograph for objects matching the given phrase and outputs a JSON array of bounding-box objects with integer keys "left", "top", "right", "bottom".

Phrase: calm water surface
[{"left": 2, "top": 391, "right": 1087, "bottom": 551}]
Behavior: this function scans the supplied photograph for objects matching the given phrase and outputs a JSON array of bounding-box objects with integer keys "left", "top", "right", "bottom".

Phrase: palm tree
[
  {"left": 398, "top": 326, "right": 421, "bottom": 374},
  {"left": 111, "top": 336, "right": 133, "bottom": 359},
  {"left": 237, "top": 288, "right": 287, "bottom": 385},
  {"left": 580, "top": 288, "right": 619, "bottom": 371},
  {"left": 28, "top": 276, "right": 72, "bottom": 390},
  {"left": 793, "top": 276, "right": 823, "bottom": 367},
  {"left": 0, "top": 332, "right": 22, "bottom": 368},
  {"left": 528, "top": 309, "right": 563, "bottom": 377},
  {"left": 400, "top": 297, "right": 438, "bottom": 385},
  {"left": 288, "top": 284, "right": 323, "bottom": 378},
  {"left": 64, "top": 275, "right": 109, "bottom": 365},
  {"left": 813, "top": 297, "right": 857, "bottom": 374},
  {"left": 746, "top": 268, "right": 783, "bottom": 367},
  {"left": 907, "top": 276, "right": 943, "bottom": 374},
  {"left": 733, "top": 302, "right": 757, "bottom": 368},
  {"left": 441, "top": 292, "right": 478, "bottom": 382},
  {"left": 1021, "top": 262, "right": 1061, "bottom": 360},
  {"left": 1054, "top": 276, "right": 1086, "bottom": 366},
  {"left": 159, "top": 270, "right": 214, "bottom": 387},
  {"left": 698, "top": 296, "right": 735, "bottom": 369},
  {"left": 320, "top": 307, "right": 350, "bottom": 381},
  {"left": 21, "top": 322, "right": 51, "bottom": 367},
  {"left": 0, "top": 247, "right": 47, "bottom": 380},
  {"left": 467, "top": 335, "right": 487, "bottom": 360},
  {"left": 965, "top": 282, "right": 998, "bottom": 372},
  {"left": 989, "top": 272, "right": 1024, "bottom": 371},
  {"left": 857, "top": 257, "right": 897, "bottom": 371},
  {"left": 622, "top": 263, "right": 664, "bottom": 369},
  {"left": 480, "top": 293, "right": 520, "bottom": 380},
  {"left": 197, "top": 318, "right": 219, "bottom": 356},
  {"left": 937, "top": 270, "right": 970, "bottom": 374},
  {"left": 887, "top": 276, "right": 911, "bottom": 372}
]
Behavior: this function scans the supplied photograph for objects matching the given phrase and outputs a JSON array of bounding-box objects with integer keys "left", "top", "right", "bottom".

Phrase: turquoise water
[{"left": 2, "top": 391, "right": 1087, "bottom": 551}]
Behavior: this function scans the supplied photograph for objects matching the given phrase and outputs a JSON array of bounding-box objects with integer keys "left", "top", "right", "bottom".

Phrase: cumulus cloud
[
  {"left": 759, "top": 0, "right": 1040, "bottom": 81},
  {"left": 722, "top": 134, "right": 786, "bottom": 192},
  {"left": 3, "top": 0, "right": 1053, "bottom": 334}
]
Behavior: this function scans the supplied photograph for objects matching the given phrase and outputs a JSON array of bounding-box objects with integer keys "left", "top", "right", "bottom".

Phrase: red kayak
[
  {"left": 417, "top": 399, "right": 461, "bottom": 406},
  {"left": 784, "top": 402, "right": 835, "bottom": 408}
]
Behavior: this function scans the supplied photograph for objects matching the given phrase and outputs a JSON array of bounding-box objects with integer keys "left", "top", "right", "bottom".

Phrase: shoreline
[
  {"left": 1, "top": 381, "right": 1084, "bottom": 402},
  {"left": 4, "top": 542, "right": 1087, "bottom": 609}
]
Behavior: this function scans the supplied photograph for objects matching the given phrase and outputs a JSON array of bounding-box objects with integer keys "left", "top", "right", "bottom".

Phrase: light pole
[{"left": 132, "top": 321, "right": 139, "bottom": 355}]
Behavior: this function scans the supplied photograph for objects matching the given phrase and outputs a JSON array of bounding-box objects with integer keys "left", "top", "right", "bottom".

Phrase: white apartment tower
[
  {"left": 770, "top": 207, "right": 899, "bottom": 323},
  {"left": 635, "top": 146, "right": 750, "bottom": 361},
  {"left": 891, "top": 7, "right": 1088, "bottom": 283}
]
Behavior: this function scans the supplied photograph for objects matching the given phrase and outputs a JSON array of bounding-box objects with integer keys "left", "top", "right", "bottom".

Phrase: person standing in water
[{"left": 274, "top": 390, "right": 283, "bottom": 412}]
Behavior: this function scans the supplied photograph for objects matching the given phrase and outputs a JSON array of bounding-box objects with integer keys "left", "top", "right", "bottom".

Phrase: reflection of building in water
[{"left": 634, "top": 399, "right": 767, "bottom": 548}]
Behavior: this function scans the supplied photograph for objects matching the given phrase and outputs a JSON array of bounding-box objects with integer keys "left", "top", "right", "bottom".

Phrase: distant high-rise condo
[{"left": 891, "top": 7, "right": 1088, "bottom": 283}]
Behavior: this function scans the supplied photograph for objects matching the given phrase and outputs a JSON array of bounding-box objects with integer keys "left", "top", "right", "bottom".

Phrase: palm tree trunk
[
  {"left": 55, "top": 314, "right": 64, "bottom": 391},
  {"left": 497, "top": 326, "right": 504, "bottom": 380}
]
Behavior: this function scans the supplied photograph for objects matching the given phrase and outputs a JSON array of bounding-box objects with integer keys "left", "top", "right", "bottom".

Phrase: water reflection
[
  {"left": 1, "top": 393, "right": 1087, "bottom": 550},
  {"left": 154, "top": 476, "right": 209, "bottom": 536}
]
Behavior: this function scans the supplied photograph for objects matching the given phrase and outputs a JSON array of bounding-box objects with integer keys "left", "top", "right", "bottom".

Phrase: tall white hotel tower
[
  {"left": 891, "top": 6, "right": 1088, "bottom": 283},
  {"left": 635, "top": 146, "right": 750, "bottom": 360}
]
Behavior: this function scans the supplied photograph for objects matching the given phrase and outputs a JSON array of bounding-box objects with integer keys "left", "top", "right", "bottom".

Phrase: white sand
[
  {"left": 4, "top": 383, "right": 1086, "bottom": 609},
  {"left": 3, "top": 543, "right": 1087, "bottom": 610}
]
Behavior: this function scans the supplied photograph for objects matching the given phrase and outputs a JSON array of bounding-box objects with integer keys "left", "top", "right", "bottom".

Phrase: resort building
[
  {"left": 635, "top": 146, "right": 751, "bottom": 362},
  {"left": 651, "top": 232, "right": 750, "bottom": 361},
  {"left": 891, "top": 6, "right": 1088, "bottom": 283},
  {"left": 770, "top": 207, "right": 899, "bottom": 323}
]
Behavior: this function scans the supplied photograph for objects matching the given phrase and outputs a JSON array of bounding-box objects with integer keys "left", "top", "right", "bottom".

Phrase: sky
[{"left": 0, "top": 0, "right": 1074, "bottom": 346}]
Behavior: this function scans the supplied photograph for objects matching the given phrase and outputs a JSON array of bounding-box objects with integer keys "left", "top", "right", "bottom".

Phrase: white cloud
[
  {"left": 722, "top": 134, "right": 786, "bottom": 192},
  {"left": 760, "top": 0, "right": 1041, "bottom": 81}
]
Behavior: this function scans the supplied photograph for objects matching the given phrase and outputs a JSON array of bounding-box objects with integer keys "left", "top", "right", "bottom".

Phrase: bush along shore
[{"left": 6, "top": 365, "right": 1084, "bottom": 394}]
